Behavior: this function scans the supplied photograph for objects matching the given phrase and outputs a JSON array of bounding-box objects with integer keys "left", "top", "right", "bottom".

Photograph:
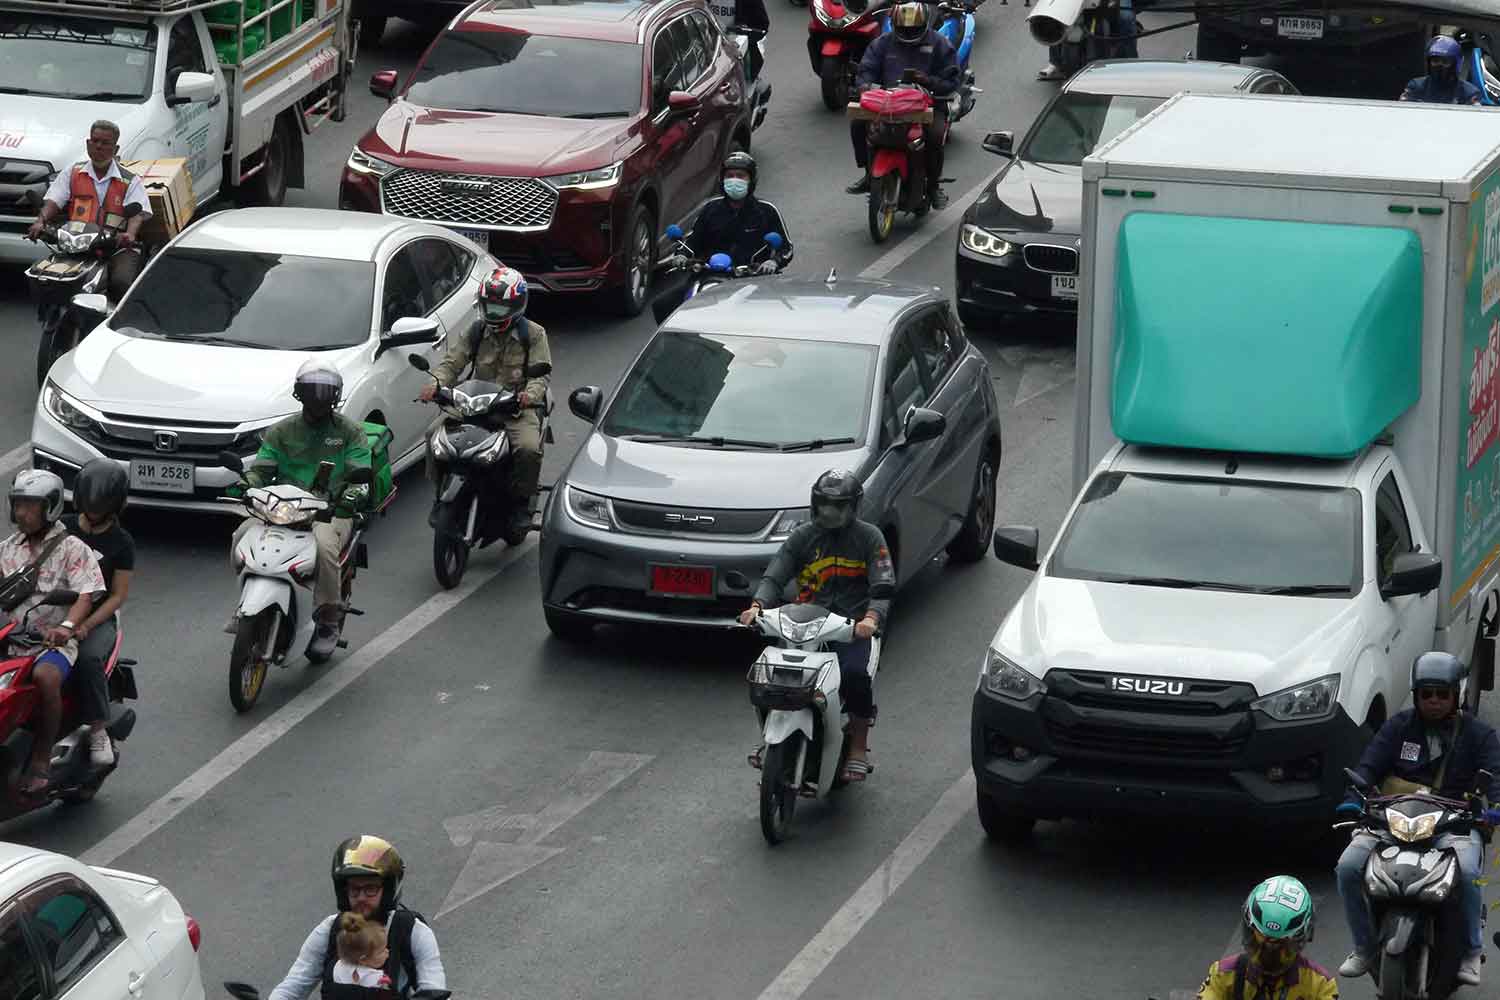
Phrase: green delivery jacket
[{"left": 245, "top": 412, "right": 372, "bottom": 504}]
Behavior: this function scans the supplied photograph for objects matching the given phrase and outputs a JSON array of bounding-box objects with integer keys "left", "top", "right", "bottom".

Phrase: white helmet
[
  {"left": 9, "top": 469, "right": 65, "bottom": 526},
  {"left": 293, "top": 359, "right": 343, "bottom": 408}
]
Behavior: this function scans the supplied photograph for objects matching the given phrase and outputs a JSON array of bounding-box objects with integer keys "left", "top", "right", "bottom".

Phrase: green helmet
[{"left": 1242, "top": 875, "right": 1315, "bottom": 947}]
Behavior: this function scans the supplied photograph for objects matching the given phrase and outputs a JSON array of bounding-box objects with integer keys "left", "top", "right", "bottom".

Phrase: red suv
[{"left": 341, "top": 0, "right": 756, "bottom": 316}]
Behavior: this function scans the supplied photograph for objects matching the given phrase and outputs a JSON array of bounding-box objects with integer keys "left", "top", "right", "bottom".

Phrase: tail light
[{"left": 186, "top": 915, "right": 201, "bottom": 951}]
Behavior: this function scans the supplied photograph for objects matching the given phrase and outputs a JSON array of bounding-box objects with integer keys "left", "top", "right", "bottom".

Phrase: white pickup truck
[
  {"left": 971, "top": 93, "right": 1500, "bottom": 840},
  {"left": 0, "top": 0, "right": 353, "bottom": 262}
]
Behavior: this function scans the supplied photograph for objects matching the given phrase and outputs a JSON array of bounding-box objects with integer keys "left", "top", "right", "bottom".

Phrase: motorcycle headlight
[
  {"left": 256, "top": 496, "right": 311, "bottom": 526},
  {"left": 58, "top": 229, "right": 98, "bottom": 253},
  {"left": 960, "top": 224, "right": 1014, "bottom": 258},
  {"left": 769, "top": 508, "right": 811, "bottom": 541},
  {"left": 983, "top": 649, "right": 1044, "bottom": 700},
  {"left": 542, "top": 162, "right": 623, "bottom": 191},
  {"left": 1251, "top": 674, "right": 1340, "bottom": 721},
  {"left": 779, "top": 616, "right": 825, "bottom": 644},
  {"left": 43, "top": 382, "right": 104, "bottom": 437},
  {"left": 1388, "top": 808, "right": 1442, "bottom": 843},
  {"left": 565, "top": 485, "right": 612, "bottom": 530},
  {"left": 346, "top": 147, "right": 398, "bottom": 178},
  {"left": 454, "top": 391, "right": 501, "bottom": 418}
]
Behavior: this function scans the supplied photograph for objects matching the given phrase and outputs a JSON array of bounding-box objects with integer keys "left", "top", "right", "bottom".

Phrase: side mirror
[
  {"left": 525, "top": 362, "right": 552, "bottom": 379},
  {"left": 41, "top": 589, "right": 79, "bottom": 607},
  {"left": 218, "top": 451, "right": 245, "bottom": 474},
  {"left": 346, "top": 466, "right": 374, "bottom": 486},
  {"left": 224, "top": 984, "right": 261, "bottom": 1000},
  {"left": 982, "top": 130, "right": 1014, "bottom": 157},
  {"left": 666, "top": 90, "right": 701, "bottom": 116},
  {"left": 1381, "top": 551, "right": 1443, "bottom": 600},
  {"left": 169, "top": 70, "right": 216, "bottom": 106},
  {"left": 666, "top": 224, "right": 685, "bottom": 240},
  {"left": 569, "top": 386, "right": 603, "bottom": 423},
  {"left": 899, "top": 406, "right": 945, "bottom": 447},
  {"left": 993, "top": 526, "right": 1040, "bottom": 570},
  {"left": 71, "top": 292, "right": 109, "bottom": 318},
  {"left": 370, "top": 69, "right": 399, "bottom": 100},
  {"left": 380, "top": 316, "right": 441, "bottom": 354},
  {"left": 407, "top": 353, "right": 431, "bottom": 372},
  {"left": 765, "top": 232, "right": 783, "bottom": 249},
  {"left": 1343, "top": 766, "right": 1373, "bottom": 794}
]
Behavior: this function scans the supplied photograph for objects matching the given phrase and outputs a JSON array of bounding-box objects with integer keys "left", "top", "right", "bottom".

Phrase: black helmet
[
  {"left": 293, "top": 359, "right": 343, "bottom": 409},
  {"left": 331, "top": 835, "right": 405, "bottom": 916},
  {"left": 721, "top": 151, "right": 757, "bottom": 196},
  {"left": 811, "top": 469, "right": 863, "bottom": 531},
  {"left": 74, "top": 459, "right": 128, "bottom": 519},
  {"left": 1411, "top": 651, "right": 1466, "bottom": 694},
  {"left": 892, "top": 1, "right": 928, "bottom": 44}
]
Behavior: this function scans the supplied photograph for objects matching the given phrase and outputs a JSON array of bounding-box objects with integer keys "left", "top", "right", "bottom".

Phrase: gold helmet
[
  {"left": 331, "top": 835, "right": 405, "bottom": 914},
  {"left": 892, "top": 2, "right": 929, "bottom": 44}
]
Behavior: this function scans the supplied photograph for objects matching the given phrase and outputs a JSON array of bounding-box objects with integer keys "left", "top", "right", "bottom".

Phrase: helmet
[
  {"left": 892, "top": 1, "right": 928, "bottom": 44},
  {"left": 292, "top": 359, "right": 343, "bottom": 409},
  {"left": 74, "top": 459, "right": 128, "bottom": 519},
  {"left": 331, "top": 835, "right": 405, "bottom": 915},
  {"left": 721, "top": 150, "right": 758, "bottom": 197},
  {"left": 9, "top": 470, "right": 65, "bottom": 527},
  {"left": 1427, "top": 34, "right": 1462, "bottom": 66},
  {"left": 810, "top": 469, "right": 863, "bottom": 531},
  {"left": 1241, "top": 876, "right": 1314, "bottom": 973},
  {"left": 1411, "top": 650, "right": 1466, "bottom": 694},
  {"left": 478, "top": 266, "right": 528, "bottom": 328}
]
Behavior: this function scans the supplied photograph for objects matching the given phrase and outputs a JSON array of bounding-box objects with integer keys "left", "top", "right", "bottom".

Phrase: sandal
[
  {"left": 748, "top": 745, "right": 764, "bottom": 770},
  {"left": 840, "top": 758, "right": 874, "bottom": 783}
]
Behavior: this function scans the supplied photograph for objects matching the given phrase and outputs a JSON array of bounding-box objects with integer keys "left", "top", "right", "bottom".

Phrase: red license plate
[{"left": 649, "top": 563, "right": 714, "bottom": 597}]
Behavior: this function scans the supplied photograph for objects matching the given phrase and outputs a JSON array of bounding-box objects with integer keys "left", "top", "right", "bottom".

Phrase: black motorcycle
[
  {"left": 409, "top": 354, "right": 552, "bottom": 589},
  {"left": 26, "top": 203, "right": 144, "bottom": 388}
]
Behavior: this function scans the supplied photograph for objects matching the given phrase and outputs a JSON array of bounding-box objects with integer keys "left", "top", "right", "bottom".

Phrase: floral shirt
[{"left": 0, "top": 524, "right": 104, "bottom": 657}]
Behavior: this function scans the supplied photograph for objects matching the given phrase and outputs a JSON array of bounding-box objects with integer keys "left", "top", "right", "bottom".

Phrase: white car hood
[
  {"left": 0, "top": 98, "right": 158, "bottom": 172},
  {"left": 995, "top": 576, "right": 1365, "bottom": 696}
]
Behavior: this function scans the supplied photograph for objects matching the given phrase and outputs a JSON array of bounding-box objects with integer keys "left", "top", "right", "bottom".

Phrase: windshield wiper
[
  {"left": 1256, "top": 584, "right": 1352, "bottom": 596},
  {"left": 620, "top": 433, "right": 781, "bottom": 450},
  {"left": 69, "top": 91, "right": 142, "bottom": 101},
  {"left": 163, "top": 334, "right": 270, "bottom": 349},
  {"left": 0, "top": 86, "right": 33, "bottom": 94},
  {"left": 779, "top": 437, "right": 857, "bottom": 452},
  {"left": 564, "top": 111, "right": 631, "bottom": 118}
]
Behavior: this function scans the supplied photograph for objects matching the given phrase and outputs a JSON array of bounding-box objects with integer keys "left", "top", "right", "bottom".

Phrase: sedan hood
[
  {"left": 362, "top": 103, "right": 635, "bottom": 176},
  {"left": 995, "top": 577, "right": 1364, "bottom": 696},
  {"left": 567, "top": 434, "right": 865, "bottom": 509},
  {"left": 969, "top": 160, "right": 1082, "bottom": 237}
]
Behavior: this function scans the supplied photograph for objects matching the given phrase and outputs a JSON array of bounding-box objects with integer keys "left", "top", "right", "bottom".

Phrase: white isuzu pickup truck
[{"left": 971, "top": 93, "right": 1500, "bottom": 839}]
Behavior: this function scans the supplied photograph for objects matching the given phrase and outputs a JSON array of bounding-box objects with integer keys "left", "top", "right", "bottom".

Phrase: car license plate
[
  {"left": 1051, "top": 274, "right": 1079, "bottom": 300},
  {"left": 446, "top": 226, "right": 490, "bottom": 249},
  {"left": 648, "top": 563, "right": 714, "bottom": 598},
  {"left": 1277, "top": 15, "right": 1323, "bottom": 38},
  {"left": 128, "top": 458, "right": 194, "bottom": 494}
]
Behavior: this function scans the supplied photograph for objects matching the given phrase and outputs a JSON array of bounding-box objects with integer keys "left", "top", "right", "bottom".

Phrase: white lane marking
[
  {"left": 0, "top": 442, "right": 31, "bottom": 484},
  {"left": 755, "top": 771, "right": 976, "bottom": 1000},
  {"left": 858, "top": 174, "right": 995, "bottom": 281},
  {"left": 80, "top": 537, "right": 537, "bottom": 868}
]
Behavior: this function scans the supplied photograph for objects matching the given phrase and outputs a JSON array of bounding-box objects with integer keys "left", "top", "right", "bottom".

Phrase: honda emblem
[{"left": 153, "top": 431, "right": 179, "bottom": 453}]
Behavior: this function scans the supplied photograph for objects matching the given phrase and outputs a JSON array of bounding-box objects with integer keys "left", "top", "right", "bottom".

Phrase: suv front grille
[
  {"left": 1023, "top": 243, "right": 1078, "bottom": 275},
  {"left": 0, "top": 158, "right": 53, "bottom": 217},
  {"left": 381, "top": 170, "right": 558, "bottom": 231}
]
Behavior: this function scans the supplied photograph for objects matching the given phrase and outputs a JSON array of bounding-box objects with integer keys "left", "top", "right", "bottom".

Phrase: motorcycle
[
  {"left": 26, "top": 202, "right": 144, "bottom": 389},
  {"left": 1038, "top": 0, "right": 1136, "bottom": 82},
  {"left": 727, "top": 25, "right": 773, "bottom": 129},
  {"left": 745, "top": 603, "right": 881, "bottom": 844},
  {"left": 653, "top": 225, "right": 786, "bottom": 323},
  {"left": 408, "top": 354, "right": 554, "bottom": 590},
  {"left": 847, "top": 73, "right": 947, "bottom": 243},
  {"left": 1339, "top": 766, "right": 1500, "bottom": 1000},
  {"left": 807, "top": 0, "right": 894, "bottom": 111},
  {"left": 877, "top": 0, "right": 984, "bottom": 122},
  {"left": 218, "top": 455, "right": 377, "bottom": 713},
  {"left": 1456, "top": 29, "right": 1500, "bottom": 105},
  {"left": 0, "top": 589, "right": 138, "bottom": 816}
]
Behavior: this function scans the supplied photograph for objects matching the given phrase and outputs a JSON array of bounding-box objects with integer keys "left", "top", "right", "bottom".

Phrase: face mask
[
  {"left": 813, "top": 504, "right": 850, "bottom": 530},
  {"left": 723, "top": 178, "right": 750, "bottom": 200}
]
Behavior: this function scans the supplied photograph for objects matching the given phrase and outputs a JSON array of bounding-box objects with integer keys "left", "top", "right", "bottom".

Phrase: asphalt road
[{"left": 0, "top": 8, "right": 1453, "bottom": 1000}]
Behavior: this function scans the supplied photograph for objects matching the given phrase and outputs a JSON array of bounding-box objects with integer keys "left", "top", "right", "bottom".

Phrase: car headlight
[
  {"left": 346, "top": 148, "right": 398, "bottom": 178},
  {"left": 565, "top": 485, "right": 612, "bottom": 530},
  {"left": 542, "top": 162, "right": 622, "bottom": 191},
  {"left": 1388, "top": 808, "right": 1442, "bottom": 844},
  {"left": 983, "top": 649, "right": 1044, "bottom": 700},
  {"left": 769, "top": 508, "right": 811, "bottom": 541},
  {"left": 960, "top": 224, "right": 1014, "bottom": 258},
  {"left": 1251, "top": 674, "right": 1340, "bottom": 722},
  {"left": 43, "top": 382, "right": 103, "bottom": 437}
]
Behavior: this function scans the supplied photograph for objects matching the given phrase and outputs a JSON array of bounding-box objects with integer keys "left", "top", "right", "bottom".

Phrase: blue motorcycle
[{"left": 878, "top": 0, "right": 982, "bottom": 121}]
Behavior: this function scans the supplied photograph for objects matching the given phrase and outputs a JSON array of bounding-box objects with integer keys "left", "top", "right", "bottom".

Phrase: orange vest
[{"left": 67, "top": 162, "right": 134, "bottom": 228}]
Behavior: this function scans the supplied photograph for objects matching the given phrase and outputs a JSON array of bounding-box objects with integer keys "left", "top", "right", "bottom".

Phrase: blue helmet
[{"left": 1428, "top": 35, "right": 1461, "bottom": 66}]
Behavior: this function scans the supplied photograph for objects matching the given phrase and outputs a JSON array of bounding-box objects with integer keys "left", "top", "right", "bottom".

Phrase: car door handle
[
  {"left": 128, "top": 971, "right": 146, "bottom": 995},
  {"left": 208, "top": 93, "right": 222, "bottom": 108}
]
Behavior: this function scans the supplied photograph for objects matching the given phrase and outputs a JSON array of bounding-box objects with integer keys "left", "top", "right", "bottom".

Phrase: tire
[
  {"left": 948, "top": 448, "right": 998, "bottom": 563},
  {"left": 868, "top": 173, "right": 898, "bottom": 244},
  {"left": 36, "top": 313, "right": 76, "bottom": 388},
  {"left": 433, "top": 530, "right": 469, "bottom": 590},
  {"left": 358, "top": 15, "right": 386, "bottom": 47},
  {"left": 544, "top": 605, "right": 594, "bottom": 642},
  {"left": 976, "top": 787, "right": 1034, "bottom": 843},
  {"left": 760, "top": 736, "right": 799, "bottom": 845},
  {"left": 1377, "top": 947, "right": 1413, "bottom": 1000},
  {"left": 609, "top": 203, "right": 654, "bottom": 317},
  {"left": 237, "top": 116, "right": 290, "bottom": 207},
  {"left": 1194, "top": 22, "right": 1241, "bottom": 63},
  {"left": 228, "top": 608, "right": 274, "bottom": 713},
  {"left": 819, "top": 54, "right": 847, "bottom": 112}
]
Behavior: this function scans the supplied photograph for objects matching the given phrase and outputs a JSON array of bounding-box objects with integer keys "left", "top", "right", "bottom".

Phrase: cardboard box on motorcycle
[{"left": 120, "top": 157, "right": 197, "bottom": 244}]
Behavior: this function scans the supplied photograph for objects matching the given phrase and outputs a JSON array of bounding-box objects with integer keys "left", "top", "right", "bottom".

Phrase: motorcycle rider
[
  {"left": 420, "top": 266, "right": 551, "bottom": 540},
  {"left": 1, "top": 471, "right": 105, "bottom": 795},
  {"left": 24, "top": 120, "right": 152, "bottom": 300},
  {"left": 1334, "top": 651, "right": 1500, "bottom": 985},
  {"left": 62, "top": 460, "right": 135, "bottom": 769},
  {"left": 1400, "top": 36, "right": 1482, "bottom": 104},
  {"left": 705, "top": 0, "right": 769, "bottom": 79},
  {"left": 268, "top": 836, "right": 446, "bottom": 1000},
  {"left": 1197, "top": 876, "right": 1338, "bottom": 1000},
  {"left": 846, "top": 1, "right": 961, "bottom": 209},
  {"left": 230, "top": 361, "right": 372, "bottom": 660},
  {"left": 1037, "top": 0, "right": 1138, "bottom": 82},
  {"left": 739, "top": 470, "right": 895, "bottom": 782},
  {"left": 653, "top": 152, "right": 794, "bottom": 324}
]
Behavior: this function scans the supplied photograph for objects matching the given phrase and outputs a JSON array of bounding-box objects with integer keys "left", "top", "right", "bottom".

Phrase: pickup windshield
[
  {"left": 1022, "top": 93, "right": 1165, "bottom": 166},
  {"left": 1049, "top": 472, "right": 1362, "bottom": 595},
  {"left": 406, "top": 31, "right": 642, "bottom": 118},
  {"left": 0, "top": 14, "right": 156, "bottom": 102}
]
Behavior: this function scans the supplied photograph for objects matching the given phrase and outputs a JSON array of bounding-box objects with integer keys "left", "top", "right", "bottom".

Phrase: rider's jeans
[
  {"left": 1336, "top": 829, "right": 1485, "bottom": 955},
  {"left": 232, "top": 516, "right": 351, "bottom": 611}
]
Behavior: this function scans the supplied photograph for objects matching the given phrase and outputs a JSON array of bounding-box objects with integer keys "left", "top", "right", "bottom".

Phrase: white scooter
[
  {"left": 218, "top": 454, "right": 374, "bottom": 713},
  {"left": 746, "top": 603, "right": 880, "bottom": 844}
]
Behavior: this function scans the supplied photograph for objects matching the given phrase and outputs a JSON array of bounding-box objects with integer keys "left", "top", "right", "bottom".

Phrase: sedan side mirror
[
  {"left": 1382, "top": 551, "right": 1443, "bottom": 600},
  {"left": 379, "top": 316, "right": 441, "bottom": 354},
  {"left": 168, "top": 70, "right": 217, "bottom": 106},
  {"left": 569, "top": 386, "right": 603, "bottom": 423},
  {"left": 899, "top": 406, "right": 945, "bottom": 447},
  {"left": 370, "top": 69, "right": 399, "bottom": 100},
  {"left": 993, "top": 525, "right": 1040, "bottom": 571},
  {"left": 982, "top": 130, "right": 1014, "bottom": 157}
]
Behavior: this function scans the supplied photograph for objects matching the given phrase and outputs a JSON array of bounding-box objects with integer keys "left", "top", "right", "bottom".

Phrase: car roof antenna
[{"left": 825, "top": 266, "right": 838, "bottom": 285}]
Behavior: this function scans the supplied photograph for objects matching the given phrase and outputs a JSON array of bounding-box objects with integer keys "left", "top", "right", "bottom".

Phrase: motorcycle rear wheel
[
  {"left": 760, "top": 736, "right": 800, "bottom": 845},
  {"left": 433, "top": 530, "right": 469, "bottom": 590},
  {"left": 820, "top": 54, "right": 847, "bottom": 112},
  {"left": 228, "top": 608, "right": 274, "bottom": 713},
  {"left": 868, "top": 174, "right": 899, "bottom": 243}
]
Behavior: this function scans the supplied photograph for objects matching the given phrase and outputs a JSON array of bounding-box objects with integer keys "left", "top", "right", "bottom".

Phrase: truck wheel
[
  {"left": 976, "top": 787, "right": 1034, "bottom": 843},
  {"left": 1194, "top": 23, "right": 1241, "bottom": 63},
  {"left": 358, "top": 15, "right": 386, "bottom": 47},
  {"left": 237, "top": 117, "right": 290, "bottom": 207},
  {"left": 947, "top": 449, "right": 998, "bottom": 564}
]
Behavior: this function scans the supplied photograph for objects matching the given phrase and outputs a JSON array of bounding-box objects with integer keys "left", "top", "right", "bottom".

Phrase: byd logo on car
[
  {"left": 1109, "top": 676, "right": 1185, "bottom": 696},
  {"left": 663, "top": 513, "right": 715, "bottom": 526}
]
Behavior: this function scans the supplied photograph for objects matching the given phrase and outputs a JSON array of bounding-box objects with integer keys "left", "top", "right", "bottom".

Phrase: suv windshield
[
  {"left": 1049, "top": 472, "right": 1362, "bottom": 595},
  {"left": 406, "top": 31, "right": 642, "bottom": 118},
  {"left": 1022, "top": 93, "right": 1165, "bottom": 166},
  {"left": 0, "top": 14, "right": 155, "bottom": 101},
  {"left": 112, "top": 248, "right": 375, "bottom": 351},
  {"left": 601, "top": 332, "right": 876, "bottom": 448}
]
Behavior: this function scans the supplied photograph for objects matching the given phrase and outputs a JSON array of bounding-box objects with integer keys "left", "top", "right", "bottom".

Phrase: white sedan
[
  {"left": 31, "top": 207, "right": 500, "bottom": 513},
  {"left": 0, "top": 840, "right": 204, "bottom": 1000}
]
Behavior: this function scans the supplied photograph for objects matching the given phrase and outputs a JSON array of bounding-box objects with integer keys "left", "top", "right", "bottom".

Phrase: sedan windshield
[
  {"left": 0, "top": 14, "right": 155, "bottom": 101},
  {"left": 601, "top": 332, "right": 876, "bottom": 449},
  {"left": 406, "top": 30, "right": 642, "bottom": 118},
  {"left": 1049, "top": 472, "right": 1361, "bottom": 595},
  {"left": 1022, "top": 93, "right": 1165, "bottom": 166},
  {"left": 112, "top": 248, "right": 375, "bottom": 351}
]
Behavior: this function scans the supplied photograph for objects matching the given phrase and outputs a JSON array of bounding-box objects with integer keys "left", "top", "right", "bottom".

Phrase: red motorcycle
[
  {"left": 0, "top": 589, "right": 137, "bottom": 817},
  {"left": 808, "top": 0, "right": 893, "bottom": 111},
  {"left": 848, "top": 78, "right": 945, "bottom": 243}
]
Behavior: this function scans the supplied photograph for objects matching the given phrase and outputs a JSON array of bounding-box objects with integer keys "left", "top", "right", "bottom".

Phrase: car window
[
  {"left": 671, "top": 16, "right": 709, "bottom": 86},
  {"left": 0, "top": 909, "right": 44, "bottom": 1000},
  {"left": 908, "top": 308, "right": 962, "bottom": 388},
  {"left": 23, "top": 880, "right": 123, "bottom": 994},
  {"left": 1021, "top": 92, "right": 1165, "bottom": 166},
  {"left": 167, "top": 14, "right": 206, "bottom": 85},
  {"left": 1375, "top": 471, "right": 1414, "bottom": 578},
  {"left": 651, "top": 24, "right": 684, "bottom": 99},
  {"left": 881, "top": 332, "right": 927, "bottom": 449},
  {"left": 381, "top": 246, "right": 429, "bottom": 330},
  {"left": 0, "top": 13, "right": 157, "bottom": 101},
  {"left": 407, "top": 238, "right": 472, "bottom": 308},
  {"left": 688, "top": 11, "right": 720, "bottom": 66}
]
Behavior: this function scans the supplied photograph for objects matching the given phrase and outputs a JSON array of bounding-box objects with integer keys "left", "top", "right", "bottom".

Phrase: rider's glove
[
  {"left": 666, "top": 253, "right": 690, "bottom": 270},
  {"left": 756, "top": 259, "right": 779, "bottom": 275}
]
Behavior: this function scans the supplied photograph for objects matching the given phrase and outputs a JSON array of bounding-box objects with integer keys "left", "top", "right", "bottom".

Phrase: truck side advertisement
[{"left": 1456, "top": 170, "right": 1500, "bottom": 607}]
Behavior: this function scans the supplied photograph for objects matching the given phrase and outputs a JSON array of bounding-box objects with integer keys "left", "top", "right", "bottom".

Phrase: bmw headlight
[
  {"left": 1251, "top": 674, "right": 1340, "bottom": 722},
  {"left": 960, "top": 224, "right": 1014, "bottom": 259},
  {"left": 565, "top": 485, "right": 612, "bottom": 530},
  {"left": 1388, "top": 809, "right": 1442, "bottom": 844},
  {"left": 542, "top": 162, "right": 622, "bottom": 191},
  {"left": 769, "top": 508, "right": 810, "bottom": 541},
  {"left": 983, "top": 649, "right": 1044, "bottom": 700},
  {"left": 346, "top": 147, "right": 398, "bottom": 177},
  {"left": 43, "top": 382, "right": 103, "bottom": 437}
]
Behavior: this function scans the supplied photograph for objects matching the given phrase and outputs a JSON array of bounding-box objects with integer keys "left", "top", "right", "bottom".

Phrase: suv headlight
[
  {"left": 1251, "top": 674, "right": 1340, "bottom": 722},
  {"left": 768, "top": 508, "right": 810, "bottom": 541},
  {"left": 983, "top": 649, "right": 1044, "bottom": 700},
  {"left": 565, "top": 485, "right": 612, "bottom": 530},
  {"left": 542, "top": 162, "right": 623, "bottom": 191},
  {"left": 960, "top": 224, "right": 1014, "bottom": 259},
  {"left": 42, "top": 382, "right": 103, "bottom": 437},
  {"left": 346, "top": 148, "right": 398, "bottom": 178}
]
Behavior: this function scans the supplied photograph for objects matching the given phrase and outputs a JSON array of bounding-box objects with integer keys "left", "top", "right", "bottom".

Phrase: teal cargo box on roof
[{"left": 1111, "top": 213, "right": 1424, "bottom": 458}]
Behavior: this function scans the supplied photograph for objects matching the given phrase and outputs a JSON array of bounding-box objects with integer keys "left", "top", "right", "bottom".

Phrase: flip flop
[
  {"left": 748, "top": 745, "right": 764, "bottom": 770},
  {"left": 840, "top": 758, "right": 874, "bottom": 783}
]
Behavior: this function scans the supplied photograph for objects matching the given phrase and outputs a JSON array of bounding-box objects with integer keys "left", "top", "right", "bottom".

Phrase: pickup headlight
[
  {"left": 346, "top": 148, "right": 398, "bottom": 178},
  {"left": 983, "top": 649, "right": 1044, "bottom": 700},
  {"left": 542, "top": 162, "right": 622, "bottom": 191},
  {"left": 565, "top": 485, "right": 612, "bottom": 530},
  {"left": 768, "top": 508, "right": 810, "bottom": 541},
  {"left": 42, "top": 382, "right": 104, "bottom": 438},
  {"left": 1251, "top": 674, "right": 1340, "bottom": 722},
  {"left": 960, "top": 224, "right": 1014, "bottom": 258}
]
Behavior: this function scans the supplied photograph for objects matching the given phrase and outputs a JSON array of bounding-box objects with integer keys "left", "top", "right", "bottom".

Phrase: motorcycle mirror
[
  {"left": 71, "top": 292, "right": 109, "bottom": 318},
  {"left": 665, "top": 224, "right": 684, "bottom": 240},
  {"left": 218, "top": 451, "right": 245, "bottom": 474},
  {"left": 407, "top": 354, "right": 431, "bottom": 372},
  {"left": 224, "top": 984, "right": 261, "bottom": 1000},
  {"left": 41, "top": 589, "right": 79, "bottom": 607},
  {"left": 346, "top": 466, "right": 374, "bottom": 486},
  {"left": 1343, "top": 766, "right": 1372, "bottom": 793},
  {"left": 764, "top": 232, "right": 783, "bottom": 248}
]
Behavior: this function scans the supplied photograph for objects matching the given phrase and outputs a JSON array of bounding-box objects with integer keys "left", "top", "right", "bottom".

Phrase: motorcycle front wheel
[
  {"left": 820, "top": 54, "right": 847, "bottom": 112},
  {"left": 228, "top": 607, "right": 275, "bottom": 713},
  {"left": 1376, "top": 945, "right": 1420, "bottom": 1000},
  {"left": 433, "top": 530, "right": 469, "bottom": 590},
  {"left": 760, "top": 735, "right": 801, "bottom": 845},
  {"left": 868, "top": 173, "right": 899, "bottom": 243},
  {"left": 36, "top": 311, "right": 77, "bottom": 388}
]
